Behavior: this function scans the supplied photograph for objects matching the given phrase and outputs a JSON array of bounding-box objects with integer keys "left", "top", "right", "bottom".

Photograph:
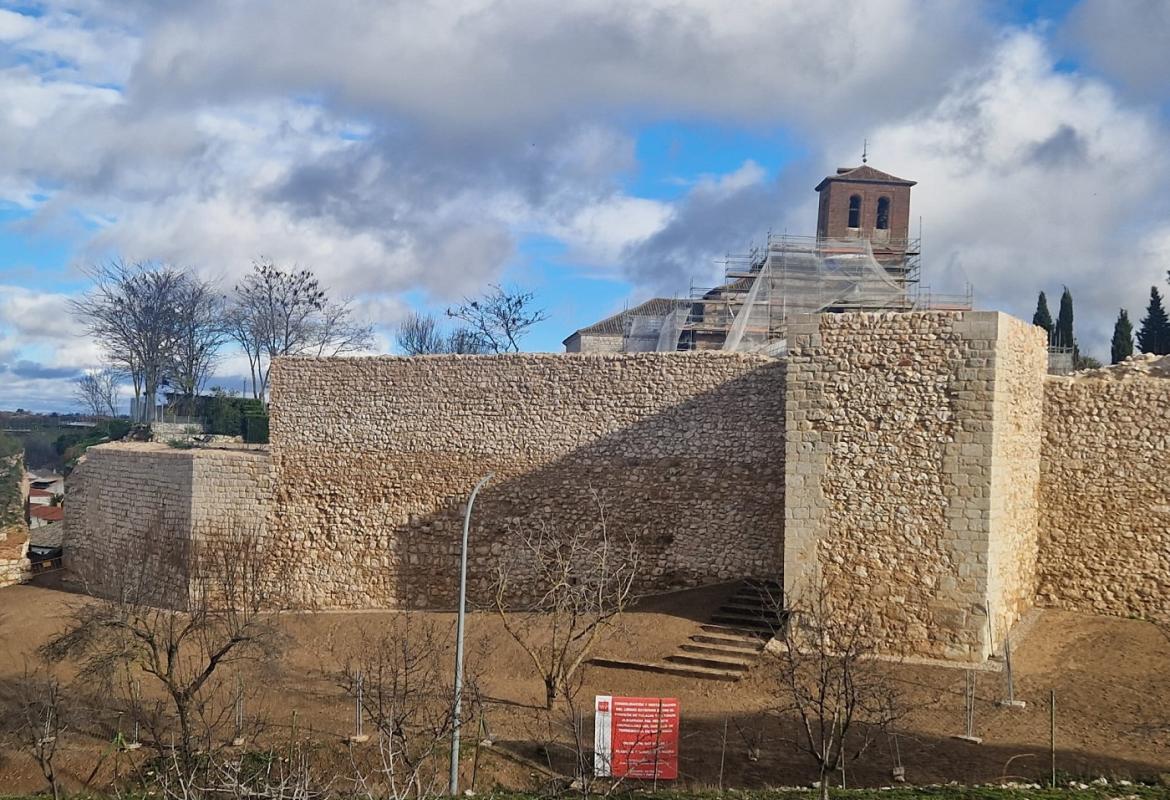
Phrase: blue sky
[{"left": 3, "top": 0, "right": 1170, "bottom": 411}]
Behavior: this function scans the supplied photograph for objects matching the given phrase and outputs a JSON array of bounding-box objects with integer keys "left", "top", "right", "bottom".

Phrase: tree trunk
[{"left": 174, "top": 696, "right": 194, "bottom": 770}]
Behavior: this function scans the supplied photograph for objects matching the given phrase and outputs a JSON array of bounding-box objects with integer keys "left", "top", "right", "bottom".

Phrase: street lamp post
[{"left": 449, "top": 472, "right": 493, "bottom": 796}]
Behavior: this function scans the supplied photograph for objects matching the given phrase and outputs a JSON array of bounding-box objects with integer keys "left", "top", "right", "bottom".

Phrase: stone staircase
[{"left": 591, "top": 579, "right": 784, "bottom": 682}]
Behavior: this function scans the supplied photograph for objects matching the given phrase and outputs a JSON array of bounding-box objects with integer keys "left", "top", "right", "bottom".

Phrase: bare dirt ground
[{"left": 0, "top": 580, "right": 1168, "bottom": 795}]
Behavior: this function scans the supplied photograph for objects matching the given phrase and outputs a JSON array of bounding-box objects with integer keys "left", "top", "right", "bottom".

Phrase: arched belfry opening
[{"left": 847, "top": 195, "right": 862, "bottom": 229}]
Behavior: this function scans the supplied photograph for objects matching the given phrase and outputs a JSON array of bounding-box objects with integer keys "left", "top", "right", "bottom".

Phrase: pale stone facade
[
  {"left": 60, "top": 311, "right": 1170, "bottom": 662},
  {"left": 986, "top": 316, "right": 1048, "bottom": 641},
  {"left": 1038, "top": 375, "right": 1170, "bottom": 619},
  {"left": 783, "top": 311, "right": 1046, "bottom": 661},
  {"left": 268, "top": 352, "right": 787, "bottom": 608},
  {"left": 63, "top": 443, "right": 271, "bottom": 607}
]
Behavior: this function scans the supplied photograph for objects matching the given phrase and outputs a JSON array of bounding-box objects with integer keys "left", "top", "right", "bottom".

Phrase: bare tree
[
  {"left": 171, "top": 277, "right": 228, "bottom": 416},
  {"left": 70, "top": 260, "right": 190, "bottom": 422},
  {"left": 446, "top": 284, "right": 547, "bottom": 354},
  {"left": 44, "top": 522, "right": 283, "bottom": 770},
  {"left": 444, "top": 328, "right": 489, "bottom": 354},
  {"left": 6, "top": 662, "right": 70, "bottom": 800},
  {"left": 395, "top": 312, "right": 489, "bottom": 356},
  {"left": 228, "top": 260, "right": 324, "bottom": 399},
  {"left": 332, "top": 616, "right": 484, "bottom": 800},
  {"left": 395, "top": 312, "right": 445, "bottom": 356},
  {"left": 74, "top": 366, "right": 121, "bottom": 418},
  {"left": 229, "top": 260, "right": 373, "bottom": 398},
  {"left": 767, "top": 575, "right": 904, "bottom": 800},
  {"left": 494, "top": 496, "right": 639, "bottom": 709},
  {"left": 312, "top": 298, "right": 375, "bottom": 358}
]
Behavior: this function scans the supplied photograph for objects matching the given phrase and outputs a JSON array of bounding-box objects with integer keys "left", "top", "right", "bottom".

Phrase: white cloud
[
  {"left": 1064, "top": 0, "right": 1170, "bottom": 101},
  {"left": 2, "top": 1, "right": 1170, "bottom": 409},
  {"left": 859, "top": 31, "right": 1170, "bottom": 358},
  {"left": 126, "top": 0, "right": 988, "bottom": 133}
]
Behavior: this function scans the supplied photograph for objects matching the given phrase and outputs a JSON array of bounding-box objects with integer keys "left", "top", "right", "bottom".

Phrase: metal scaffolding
[{"left": 620, "top": 233, "right": 972, "bottom": 354}]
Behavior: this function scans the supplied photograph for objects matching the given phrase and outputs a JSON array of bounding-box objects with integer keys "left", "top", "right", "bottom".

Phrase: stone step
[
  {"left": 667, "top": 652, "right": 753, "bottom": 671},
  {"left": 699, "top": 623, "right": 772, "bottom": 639},
  {"left": 720, "top": 601, "right": 784, "bottom": 617},
  {"left": 709, "top": 612, "right": 781, "bottom": 631},
  {"left": 589, "top": 657, "right": 742, "bottom": 682},
  {"left": 728, "top": 591, "right": 783, "bottom": 607},
  {"left": 680, "top": 641, "right": 763, "bottom": 658},
  {"left": 691, "top": 630, "right": 768, "bottom": 648}
]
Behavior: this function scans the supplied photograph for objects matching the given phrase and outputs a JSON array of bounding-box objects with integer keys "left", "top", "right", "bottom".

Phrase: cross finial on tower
[{"left": 862, "top": 138, "right": 868, "bottom": 164}]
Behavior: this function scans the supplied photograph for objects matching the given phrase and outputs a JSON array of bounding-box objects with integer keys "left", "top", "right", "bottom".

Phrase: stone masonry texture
[
  {"left": 1039, "top": 376, "right": 1170, "bottom": 619},
  {"left": 783, "top": 311, "right": 1046, "bottom": 662},
  {"left": 60, "top": 311, "right": 1170, "bottom": 662},
  {"left": 267, "top": 352, "right": 787, "bottom": 609},
  {"left": 986, "top": 315, "right": 1048, "bottom": 642},
  {"left": 63, "top": 443, "right": 272, "bottom": 608}
]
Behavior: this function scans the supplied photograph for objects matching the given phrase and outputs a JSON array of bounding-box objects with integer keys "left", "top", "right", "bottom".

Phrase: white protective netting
[
  {"left": 621, "top": 304, "right": 689, "bottom": 352},
  {"left": 655, "top": 307, "right": 687, "bottom": 352},
  {"left": 622, "top": 314, "right": 667, "bottom": 352},
  {"left": 722, "top": 237, "right": 909, "bottom": 352},
  {"left": 615, "top": 237, "right": 912, "bottom": 353}
]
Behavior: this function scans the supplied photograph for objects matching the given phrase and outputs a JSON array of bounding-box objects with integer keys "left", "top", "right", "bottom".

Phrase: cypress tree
[
  {"left": 1137, "top": 286, "right": 1170, "bottom": 355},
  {"left": 1032, "top": 291, "right": 1054, "bottom": 343},
  {"left": 1054, "top": 287, "right": 1076, "bottom": 351},
  {"left": 1111, "top": 309, "right": 1134, "bottom": 364}
]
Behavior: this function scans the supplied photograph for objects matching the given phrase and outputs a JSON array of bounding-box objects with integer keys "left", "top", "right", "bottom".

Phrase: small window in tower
[
  {"left": 848, "top": 195, "right": 861, "bottom": 228},
  {"left": 876, "top": 196, "right": 890, "bottom": 230}
]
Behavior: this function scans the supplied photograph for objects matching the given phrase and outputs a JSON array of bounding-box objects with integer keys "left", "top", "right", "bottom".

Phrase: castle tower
[{"left": 814, "top": 164, "right": 916, "bottom": 248}]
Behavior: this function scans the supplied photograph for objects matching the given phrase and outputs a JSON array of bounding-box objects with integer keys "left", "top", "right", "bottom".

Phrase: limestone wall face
[
  {"left": 63, "top": 443, "right": 271, "bottom": 608},
  {"left": 1039, "top": 377, "right": 1170, "bottom": 619},
  {"left": 986, "top": 316, "right": 1048, "bottom": 641},
  {"left": 268, "top": 352, "right": 787, "bottom": 609},
  {"left": 784, "top": 311, "right": 1046, "bottom": 661}
]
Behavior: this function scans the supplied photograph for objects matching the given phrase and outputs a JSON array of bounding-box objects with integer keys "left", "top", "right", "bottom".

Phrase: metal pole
[
  {"left": 449, "top": 473, "right": 493, "bottom": 796},
  {"left": 355, "top": 671, "right": 363, "bottom": 738},
  {"left": 1050, "top": 689, "right": 1056, "bottom": 787},
  {"left": 1005, "top": 636, "right": 1015, "bottom": 704}
]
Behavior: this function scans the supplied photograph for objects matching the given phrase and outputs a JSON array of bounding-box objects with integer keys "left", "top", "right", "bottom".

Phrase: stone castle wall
[
  {"left": 1038, "top": 376, "right": 1170, "bottom": 619},
  {"left": 56, "top": 311, "right": 1170, "bottom": 661},
  {"left": 63, "top": 443, "right": 271, "bottom": 607},
  {"left": 784, "top": 311, "right": 1046, "bottom": 661},
  {"left": 268, "top": 352, "right": 787, "bottom": 609},
  {"left": 985, "top": 316, "right": 1048, "bottom": 642}
]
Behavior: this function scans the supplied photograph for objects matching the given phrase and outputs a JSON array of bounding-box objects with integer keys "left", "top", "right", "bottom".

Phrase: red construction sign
[{"left": 593, "top": 695, "right": 680, "bottom": 780}]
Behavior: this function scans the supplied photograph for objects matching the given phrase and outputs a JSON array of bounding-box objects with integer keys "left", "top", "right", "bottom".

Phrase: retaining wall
[
  {"left": 58, "top": 311, "right": 1170, "bottom": 661},
  {"left": 63, "top": 443, "right": 272, "bottom": 607},
  {"left": 1038, "top": 376, "right": 1170, "bottom": 619},
  {"left": 268, "top": 352, "right": 788, "bottom": 608}
]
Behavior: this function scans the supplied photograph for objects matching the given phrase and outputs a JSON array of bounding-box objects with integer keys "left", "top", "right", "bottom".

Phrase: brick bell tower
[{"left": 814, "top": 162, "right": 916, "bottom": 249}]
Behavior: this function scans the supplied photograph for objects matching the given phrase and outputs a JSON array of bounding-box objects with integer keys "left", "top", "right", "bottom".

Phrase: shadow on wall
[{"left": 268, "top": 358, "right": 788, "bottom": 611}]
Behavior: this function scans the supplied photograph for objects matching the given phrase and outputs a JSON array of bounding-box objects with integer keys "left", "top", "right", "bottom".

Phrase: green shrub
[
  {"left": 205, "top": 396, "right": 244, "bottom": 436},
  {"left": 240, "top": 398, "right": 265, "bottom": 415},
  {"left": 0, "top": 433, "right": 20, "bottom": 459},
  {"left": 243, "top": 413, "right": 269, "bottom": 444},
  {"left": 0, "top": 434, "right": 21, "bottom": 527}
]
